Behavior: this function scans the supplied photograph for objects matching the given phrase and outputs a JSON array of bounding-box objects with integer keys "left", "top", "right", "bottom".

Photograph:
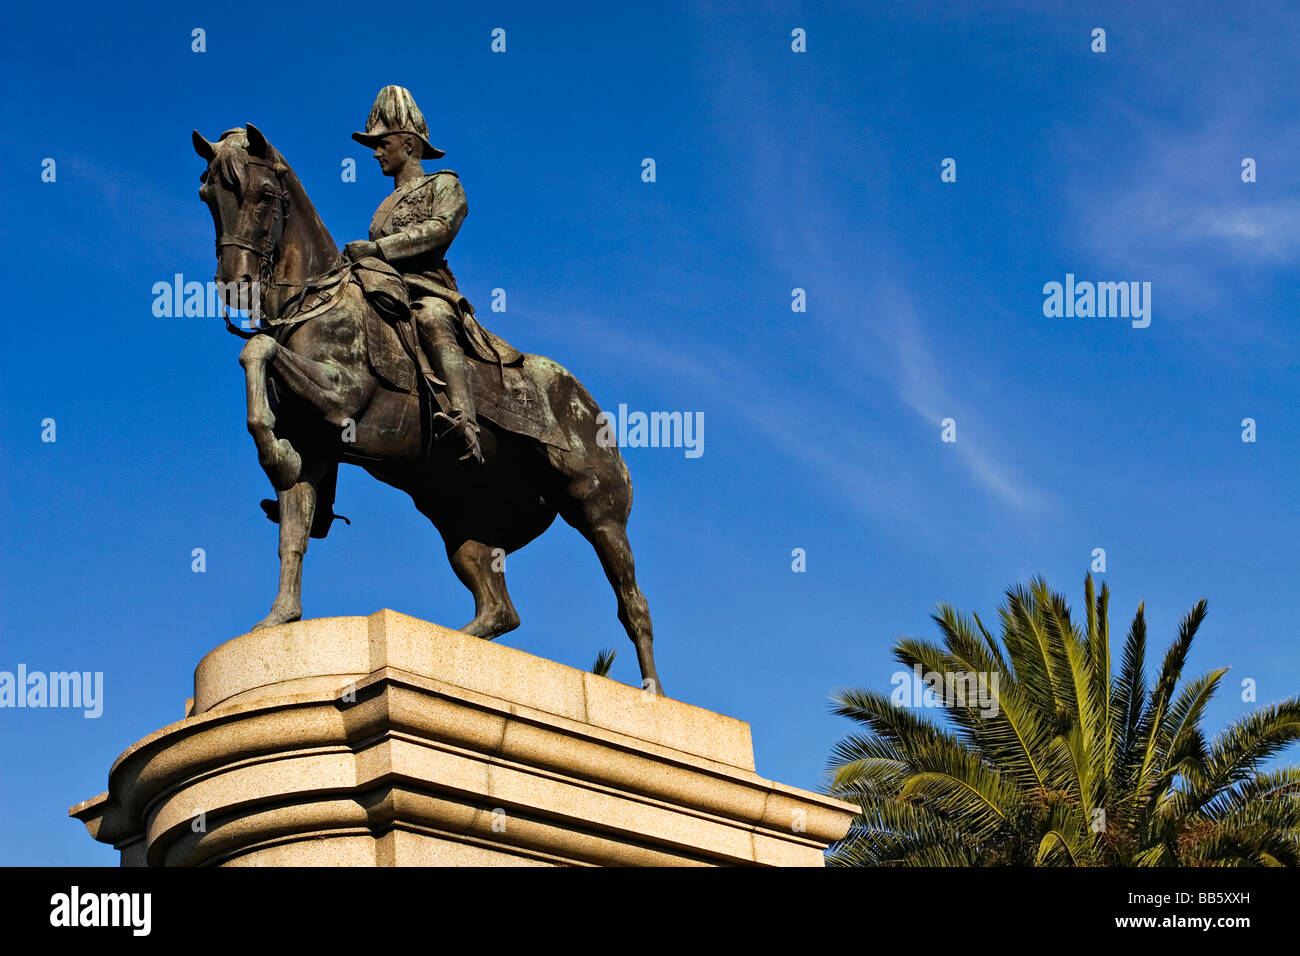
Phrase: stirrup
[
  {"left": 260, "top": 498, "right": 351, "bottom": 539},
  {"left": 432, "top": 410, "right": 484, "bottom": 465}
]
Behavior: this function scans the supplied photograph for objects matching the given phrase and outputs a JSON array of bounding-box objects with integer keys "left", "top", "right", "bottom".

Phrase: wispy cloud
[
  {"left": 534, "top": 280, "right": 1054, "bottom": 524},
  {"left": 534, "top": 310, "right": 915, "bottom": 527},
  {"left": 1083, "top": 156, "right": 1300, "bottom": 270},
  {"left": 1069, "top": 24, "right": 1300, "bottom": 280},
  {"left": 884, "top": 287, "right": 1055, "bottom": 515},
  {"left": 1184, "top": 200, "right": 1300, "bottom": 263},
  {"left": 665, "top": 15, "right": 1055, "bottom": 519}
]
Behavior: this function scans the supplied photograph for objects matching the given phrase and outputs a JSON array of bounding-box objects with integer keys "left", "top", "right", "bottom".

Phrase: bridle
[
  {"left": 211, "top": 146, "right": 352, "bottom": 339},
  {"left": 214, "top": 154, "right": 291, "bottom": 333}
]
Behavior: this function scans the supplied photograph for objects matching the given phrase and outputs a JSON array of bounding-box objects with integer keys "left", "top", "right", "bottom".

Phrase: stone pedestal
[{"left": 71, "top": 610, "right": 857, "bottom": 866}]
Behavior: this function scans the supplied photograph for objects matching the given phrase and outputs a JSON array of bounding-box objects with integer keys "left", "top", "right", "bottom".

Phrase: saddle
[
  {"left": 257, "top": 256, "right": 571, "bottom": 538},
  {"left": 348, "top": 257, "right": 569, "bottom": 451}
]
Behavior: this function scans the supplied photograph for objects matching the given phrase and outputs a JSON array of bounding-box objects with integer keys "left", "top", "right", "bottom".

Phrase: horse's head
[{"left": 193, "top": 124, "right": 290, "bottom": 314}]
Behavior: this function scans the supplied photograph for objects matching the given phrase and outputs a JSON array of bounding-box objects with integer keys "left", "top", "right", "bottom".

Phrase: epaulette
[{"left": 432, "top": 169, "right": 458, "bottom": 178}]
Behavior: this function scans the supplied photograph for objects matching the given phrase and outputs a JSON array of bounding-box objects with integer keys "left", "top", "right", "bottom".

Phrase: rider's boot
[{"left": 430, "top": 343, "right": 484, "bottom": 466}]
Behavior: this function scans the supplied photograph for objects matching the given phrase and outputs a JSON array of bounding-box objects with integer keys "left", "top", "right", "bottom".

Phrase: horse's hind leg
[
  {"left": 445, "top": 537, "right": 521, "bottom": 639},
  {"left": 253, "top": 457, "right": 327, "bottom": 631},
  {"left": 412, "top": 497, "right": 523, "bottom": 640},
  {"left": 557, "top": 484, "right": 663, "bottom": 697}
]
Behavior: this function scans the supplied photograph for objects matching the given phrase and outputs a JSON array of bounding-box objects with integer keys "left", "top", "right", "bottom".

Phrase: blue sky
[{"left": 1, "top": 1, "right": 1297, "bottom": 865}]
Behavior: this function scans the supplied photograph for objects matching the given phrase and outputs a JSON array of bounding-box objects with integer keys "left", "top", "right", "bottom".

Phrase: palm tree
[
  {"left": 591, "top": 647, "right": 617, "bottom": 677},
  {"left": 826, "top": 575, "right": 1300, "bottom": 866}
]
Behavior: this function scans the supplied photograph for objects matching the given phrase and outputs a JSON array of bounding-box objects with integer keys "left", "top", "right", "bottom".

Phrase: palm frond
[
  {"left": 590, "top": 647, "right": 617, "bottom": 677},
  {"left": 825, "top": 579, "right": 1300, "bottom": 867}
]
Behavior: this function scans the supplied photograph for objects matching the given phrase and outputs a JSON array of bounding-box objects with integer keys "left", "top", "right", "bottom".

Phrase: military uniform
[
  {"left": 366, "top": 168, "right": 521, "bottom": 371},
  {"left": 351, "top": 84, "right": 520, "bottom": 463}
]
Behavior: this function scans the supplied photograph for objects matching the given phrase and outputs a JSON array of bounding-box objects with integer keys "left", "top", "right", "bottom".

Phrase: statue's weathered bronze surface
[
  {"left": 193, "top": 86, "right": 663, "bottom": 694},
  {"left": 343, "top": 86, "right": 517, "bottom": 466}
]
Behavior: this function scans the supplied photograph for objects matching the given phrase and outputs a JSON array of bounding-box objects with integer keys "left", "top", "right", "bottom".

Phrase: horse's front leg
[
  {"left": 238, "top": 333, "right": 366, "bottom": 631},
  {"left": 239, "top": 335, "right": 301, "bottom": 490},
  {"left": 253, "top": 458, "right": 327, "bottom": 630},
  {"left": 265, "top": 338, "right": 369, "bottom": 429}
]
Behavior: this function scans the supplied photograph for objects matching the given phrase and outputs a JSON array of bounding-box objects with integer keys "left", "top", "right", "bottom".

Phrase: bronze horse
[{"left": 193, "top": 124, "right": 663, "bottom": 695}]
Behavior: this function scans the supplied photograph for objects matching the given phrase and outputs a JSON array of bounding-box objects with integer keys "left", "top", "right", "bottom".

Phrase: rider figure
[{"left": 344, "top": 85, "right": 518, "bottom": 465}]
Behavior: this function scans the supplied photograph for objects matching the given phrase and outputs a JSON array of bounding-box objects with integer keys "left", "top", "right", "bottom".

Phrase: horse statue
[{"left": 192, "top": 123, "right": 664, "bottom": 696}]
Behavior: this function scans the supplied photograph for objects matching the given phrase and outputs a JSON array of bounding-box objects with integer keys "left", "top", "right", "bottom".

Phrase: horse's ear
[
  {"left": 192, "top": 130, "right": 217, "bottom": 162},
  {"left": 245, "top": 123, "right": 270, "bottom": 158}
]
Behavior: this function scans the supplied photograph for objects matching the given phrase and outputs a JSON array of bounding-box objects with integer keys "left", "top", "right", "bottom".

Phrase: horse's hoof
[
  {"left": 251, "top": 607, "right": 302, "bottom": 631},
  {"left": 461, "top": 608, "right": 520, "bottom": 640}
]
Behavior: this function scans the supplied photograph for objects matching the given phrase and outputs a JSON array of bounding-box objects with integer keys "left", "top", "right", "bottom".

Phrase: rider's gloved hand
[{"left": 343, "top": 240, "right": 379, "bottom": 261}]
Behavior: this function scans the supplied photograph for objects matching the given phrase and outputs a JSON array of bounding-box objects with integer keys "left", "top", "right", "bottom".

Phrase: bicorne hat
[{"left": 352, "top": 85, "right": 445, "bottom": 159}]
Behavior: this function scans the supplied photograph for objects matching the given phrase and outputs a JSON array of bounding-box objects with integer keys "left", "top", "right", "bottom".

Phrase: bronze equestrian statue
[{"left": 193, "top": 86, "right": 664, "bottom": 695}]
